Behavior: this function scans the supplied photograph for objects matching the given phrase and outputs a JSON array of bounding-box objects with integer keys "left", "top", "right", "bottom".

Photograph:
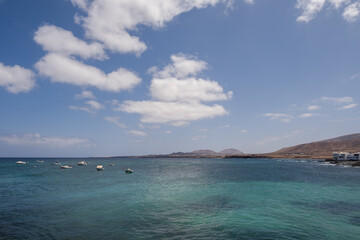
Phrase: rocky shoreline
[{"left": 324, "top": 159, "right": 360, "bottom": 167}]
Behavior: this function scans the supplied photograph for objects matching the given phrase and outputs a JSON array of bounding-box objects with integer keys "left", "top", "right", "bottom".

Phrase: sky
[{"left": 0, "top": 0, "right": 359, "bottom": 157}]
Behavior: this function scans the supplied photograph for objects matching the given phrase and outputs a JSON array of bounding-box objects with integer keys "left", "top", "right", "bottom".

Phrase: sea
[{"left": 1, "top": 158, "right": 360, "bottom": 240}]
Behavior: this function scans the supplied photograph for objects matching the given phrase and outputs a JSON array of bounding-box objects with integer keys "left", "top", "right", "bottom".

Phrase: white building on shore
[{"left": 333, "top": 152, "right": 360, "bottom": 161}]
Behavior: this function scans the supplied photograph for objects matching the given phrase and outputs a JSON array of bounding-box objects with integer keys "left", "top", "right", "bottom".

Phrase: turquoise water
[{"left": 1, "top": 158, "right": 360, "bottom": 239}]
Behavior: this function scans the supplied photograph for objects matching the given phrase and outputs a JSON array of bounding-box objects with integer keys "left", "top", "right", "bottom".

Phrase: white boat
[
  {"left": 16, "top": 161, "right": 27, "bottom": 164},
  {"left": 125, "top": 168, "right": 133, "bottom": 173},
  {"left": 51, "top": 161, "right": 60, "bottom": 165},
  {"left": 77, "top": 161, "right": 87, "bottom": 166},
  {"left": 36, "top": 160, "right": 44, "bottom": 163},
  {"left": 109, "top": 163, "right": 115, "bottom": 166},
  {"left": 97, "top": 165, "right": 104, "bottom": 171},
  {"left": 60, "top": 165, "right": 72, "bottom": 169}
]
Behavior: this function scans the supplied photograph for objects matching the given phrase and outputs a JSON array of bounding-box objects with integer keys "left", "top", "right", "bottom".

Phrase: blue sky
[{"left": 0, "top": 0, "right": 359, "bottom": 157}]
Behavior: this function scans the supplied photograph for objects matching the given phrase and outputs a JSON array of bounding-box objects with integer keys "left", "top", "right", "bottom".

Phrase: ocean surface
[{"left": 1, "top": 158, "right": 360, "bottom": 240}]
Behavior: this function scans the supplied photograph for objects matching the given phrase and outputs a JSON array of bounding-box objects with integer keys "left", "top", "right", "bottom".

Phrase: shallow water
[{"left": 1, "top": 158, "right": 360, "bottom": 239}]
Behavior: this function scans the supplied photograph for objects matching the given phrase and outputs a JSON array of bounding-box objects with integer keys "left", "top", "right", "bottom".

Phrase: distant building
[{"left": 333, "top": 152, "right": 360, "bottom": 160}]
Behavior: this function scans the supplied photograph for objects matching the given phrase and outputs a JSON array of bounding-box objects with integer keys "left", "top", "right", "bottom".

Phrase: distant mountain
[
  {"left": 272, "top": 133, "right": 360, "bottom": 155},
  {"left": 219, "top": 148, "right": 244, "bottom": 155},
  {"left": 190, "top": 149, "right": 218, "bottom": 155},
  {"left": 168, "top": 148, "right": 244, "bottom": 157}
]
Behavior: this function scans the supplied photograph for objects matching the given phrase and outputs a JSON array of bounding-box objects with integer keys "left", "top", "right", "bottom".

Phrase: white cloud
[
  {"left": 118, "top": 53, "right": 231, "bottom": 126},
  {"left": 36, "top": 53, "right": 141, "bottom": 92},
  {"left": 339, "top": 103, "right": 358, "bottom": 109},
  {"left": 244, "top": 0, "right": 254, "bottom": 4},
  {"left": 263, "top": 113, "right": 293, "bottom": 123},
  {"left": 296, "top": 0, "right": 326, "bottom": 23},
  {"left": 298, "top": 112, "right": 318, "bottom": 118},
  {"left": 76, "top": 90, "right": 95, "bottom": 99},
  {"left": 151, "top": 53, "right": 208, "bottom": 79},
  {"left": 220, "top": 124, "right": 230, "bottom": 128},
  {"left": 308, "top": 105, "right": 320, "bottom": 111},
  {"left": 149, "top": 53, "right": 232, "bottom": 103},
  {"left": 34, "top": 25, "right": 106, "bottom": 60},
  {"left": 329, "top": 0, "right": 349, "bottom": 9},
  {"left": 0, "top": 62, "right": 35, "bottom": 93},
  {"left": 150, "top": 77, "right": 232, "bottom": 102},
  {"left": 343, "top": 2, "right": 360, "bottom": 22},
  {"left": 0, "top": 133, "right": 91, "bottom": 147},
  {"left": 70, "top": 0, "right": 89, "bottom": 11},
  {"left": 165, "top": 130, "right": 172, "bottom": 134},
  {"left": 69, "top": 105, "right": 92, "bottom": 113},
  {"left": 70, "top": 99, "right": 104, "bottom": 113},
  {"left": 85, "top": 100, "right": 104, "bottom": 110},
  {"left": 128, "top": 130, "right": 147, "bottom": 137},
  {"left": 321, "top": 96, "right": 353, "bottom": 104},
  {"left": 241, "top": 129, "right": 248, "bottom": 133},
  {"left": 120, "top": 101, "right": 228, "bottom": 126},
  {"left": 73, "top": 0, "right": 226, "bottom": 55},
  {"left": 104, "top": 116, "right": 126, "bottom": 128}
]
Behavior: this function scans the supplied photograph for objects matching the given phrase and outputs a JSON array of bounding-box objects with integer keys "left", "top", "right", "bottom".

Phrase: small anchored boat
[
  {"left": 51, "top": 161, "right": 60, "bottom": 165},
  {"left": 125, "top": 168, "right": 133, "bottom": 174},
  {"left": 60, "top": 165, "right": 72, "bottom": 169},
  {"left": 109, "top": 163, "right": 115, "bottom": 166},
  {"left": 16, "top": 161, "right": 27, "bottom": 164},
  {"left": 96, "top": 165, "right": 104, "bottom": 171},
  {"left": 77, "top": 161, "right": 87, "bottom": 166}
]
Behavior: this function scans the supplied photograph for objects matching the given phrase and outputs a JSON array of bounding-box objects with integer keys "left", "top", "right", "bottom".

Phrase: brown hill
[
  {"left": 219, "top": 148, "right": 244, "bottom": 155},
  {"left": 272, "top": 133, "right": 360, "bottom": 156},
  {"left": 190, "top": 149, "right": 218, "bottom": 155}
]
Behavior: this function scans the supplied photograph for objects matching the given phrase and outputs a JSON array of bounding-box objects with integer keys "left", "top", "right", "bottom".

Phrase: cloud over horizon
[{"left": 0, "top": 133, "right": 92, "bottom": 148}]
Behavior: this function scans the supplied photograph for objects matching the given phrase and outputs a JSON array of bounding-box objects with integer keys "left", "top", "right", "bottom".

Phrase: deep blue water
[{"left": 1, "top": 158, "right": 360, "bottom": 239}]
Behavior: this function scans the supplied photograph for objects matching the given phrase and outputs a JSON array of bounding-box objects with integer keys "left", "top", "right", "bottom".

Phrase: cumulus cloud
[
  {"left": 0, "top": 62, "right": 35, "bottom": 93},
  {"left": 0, "top": 133, "right": 91, "bottom": 147},
  {"left": 34, "top": 25, "right": 106, "bottom": 60},
  {"left": 118, "top": 53, "right": 231, "bottom": 126},
  {"left": 72, "top": 0, "right": 227, "bottom": 55},
  {"left": 263, "top": 113, "right": 293, "bottom": 123},
  {"left": 120, "top": 101, "right": 227, "bottom": 126},
  {"left": 296, "top": 0, "right": 326, "bottom": 23},
  {"left": 343, "top": 2, "right": 360, "bottom": 22},
  {"left": 150, "top": 77, "right": 232, "bottom": 102},
  {"left": 149, "top": 53, "right": 232, "bottom": 103},
  {"left": 151, "top": 53, "right": 208, "bottom": 79},
  {"left": 296, "top": 0, "right": 354, "bottom": 23},
  {"left": 71, "top": 0, "right": 89, "bottom": 11},
  {"left": 104, "top": 116, "right": 126, "bottom": 128},
  {"left": 36, "top": 53, "right": 141, "bottom": 92},
  {"left": 75, "top": 90, "right": 95, "bottom": 99}
]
